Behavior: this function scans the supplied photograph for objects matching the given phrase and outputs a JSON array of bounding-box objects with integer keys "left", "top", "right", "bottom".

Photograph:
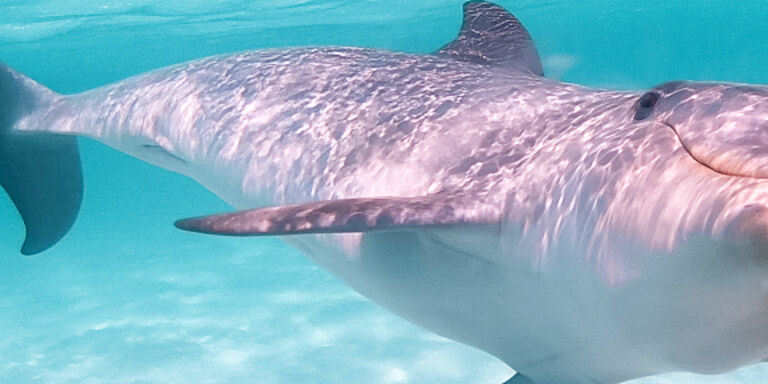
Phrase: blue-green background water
[{"left": 1, "top": 1, "right": 768, "bottom": 383}]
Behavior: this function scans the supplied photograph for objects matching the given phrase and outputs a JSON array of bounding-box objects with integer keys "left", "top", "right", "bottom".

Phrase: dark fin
[
  {"left": 437, "top": 1, "right": 544, "bottom": 76},
  {"left": 175, "top": 195, "right": 499, "bottom": 236},
  {"left": 503, "top": 373, "right": 537, "bottom": 384},
  {"left": 0, "top": 63, "right": 83, "bottom": 255}
]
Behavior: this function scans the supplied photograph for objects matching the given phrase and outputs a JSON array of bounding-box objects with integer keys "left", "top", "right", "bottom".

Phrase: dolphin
[{"left": 2, "top": 1, "right": 768, "bottom": 383}]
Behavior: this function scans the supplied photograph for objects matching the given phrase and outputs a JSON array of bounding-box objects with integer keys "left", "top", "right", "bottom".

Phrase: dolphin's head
[
  {"left": 631, "top": 81, "right": 768, "bottom": 178},
  {"left": 609, "top": 81, "right": 768, "bottom": 372},
  {"left": 624, "top": 80, "right": 768, "bottom": 273}
]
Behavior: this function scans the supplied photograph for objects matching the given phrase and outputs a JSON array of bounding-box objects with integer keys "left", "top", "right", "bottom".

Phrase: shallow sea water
[{"left": 1, "top": 1, "right": 768, "bottom": 383}]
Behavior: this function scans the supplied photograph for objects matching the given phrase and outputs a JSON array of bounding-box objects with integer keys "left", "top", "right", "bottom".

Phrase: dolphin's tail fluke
[{"left": 0, "top": 63, "right": 82, "bottom": 255}]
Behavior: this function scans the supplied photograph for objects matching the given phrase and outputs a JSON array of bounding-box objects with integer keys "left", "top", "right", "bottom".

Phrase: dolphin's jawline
[{"left": 664, "top": 121, "right": 768, "bottom": 180}]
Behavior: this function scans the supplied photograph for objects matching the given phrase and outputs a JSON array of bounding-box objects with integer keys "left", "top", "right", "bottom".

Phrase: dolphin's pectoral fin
[
  {"left": 503, "top": 373, "right": 537, "bottom": 384},
  {"left": 437, "top": 1, "right": 543, "bottom": 76},
  {"left": 174, "top": 194, "right": 501, "bottom": 236}
]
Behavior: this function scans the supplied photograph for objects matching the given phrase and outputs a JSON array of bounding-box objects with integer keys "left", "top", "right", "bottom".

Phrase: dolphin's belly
[
  {"left": 276, "top": 225, "right": 630, "bottom": 384},
  {"left": 276, "top": 219, "right": 768, "bottom": 384}
]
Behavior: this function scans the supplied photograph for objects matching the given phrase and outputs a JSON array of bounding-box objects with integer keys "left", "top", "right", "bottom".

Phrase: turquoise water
[{"left": 1, "top": 1, "right": 768, "bottom": 383}]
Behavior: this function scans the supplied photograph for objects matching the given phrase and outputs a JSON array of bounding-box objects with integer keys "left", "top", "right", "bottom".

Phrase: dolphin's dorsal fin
[
  {"left": 437, "top": 1, "right": 543, "bottom": 76},
  {"left": 174, "top": 194, "right": 500, "bottom": 236}
]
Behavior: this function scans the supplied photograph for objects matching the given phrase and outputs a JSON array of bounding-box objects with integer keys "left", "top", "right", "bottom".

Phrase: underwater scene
[{"left": 1, "top": 0, "right": 768, "bottom": 383}]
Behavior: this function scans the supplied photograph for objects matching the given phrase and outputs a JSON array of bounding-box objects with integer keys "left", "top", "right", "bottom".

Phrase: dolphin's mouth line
[{"left": 661, "top": 121, "right": 767, "bottom": 180}]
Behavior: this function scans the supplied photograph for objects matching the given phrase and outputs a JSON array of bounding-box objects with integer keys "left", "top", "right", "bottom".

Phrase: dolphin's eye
[
  {"left": 634, "top": 91, "right": 661, "bottom": 120},
  {"left": 639, "top": 92, "right": 661, "bottom": 108}
]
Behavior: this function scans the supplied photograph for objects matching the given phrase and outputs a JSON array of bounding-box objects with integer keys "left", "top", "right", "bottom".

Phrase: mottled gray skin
[
  {"left": 42, "top": 47, "right": 635, "bottom": 211},
  {"left": 9, "top": 4, "right": 768, "bottom": 384}
]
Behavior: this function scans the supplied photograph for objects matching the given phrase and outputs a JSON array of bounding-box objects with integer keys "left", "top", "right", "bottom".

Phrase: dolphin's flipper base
[
  {"left": 503, "top": 373, "right": 537, "bottom": 384},
  {"left": 175, "top": 194, "right": 500, "bottom": 236}
]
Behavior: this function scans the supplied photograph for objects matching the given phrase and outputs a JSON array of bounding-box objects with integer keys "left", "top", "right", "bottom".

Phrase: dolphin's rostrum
[{"left": 2, "top": 1, "right": 768, "bottom": 383}]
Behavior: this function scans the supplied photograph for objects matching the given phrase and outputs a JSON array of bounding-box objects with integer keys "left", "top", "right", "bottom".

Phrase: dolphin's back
[{"left": 61, "top": 47, "right": 552, "bottom": 207}]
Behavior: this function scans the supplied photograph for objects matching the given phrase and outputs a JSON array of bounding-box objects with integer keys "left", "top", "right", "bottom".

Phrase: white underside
[{"left": 266, "top": 222, "right": 768, "bottom": 384}]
